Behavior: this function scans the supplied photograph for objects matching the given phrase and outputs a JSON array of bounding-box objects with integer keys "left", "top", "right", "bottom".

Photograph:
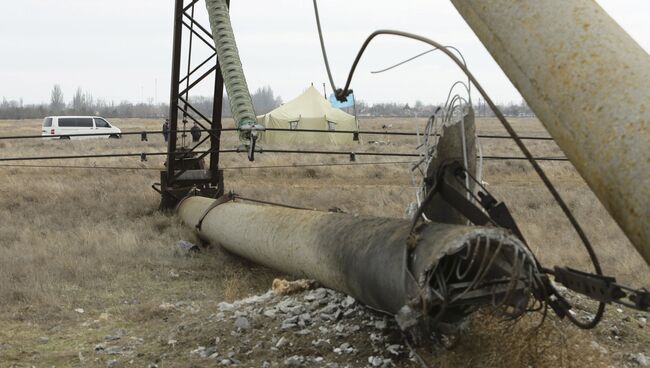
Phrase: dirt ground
[{"left": 0, "top": 117, "right": 648, "bottom": 367}]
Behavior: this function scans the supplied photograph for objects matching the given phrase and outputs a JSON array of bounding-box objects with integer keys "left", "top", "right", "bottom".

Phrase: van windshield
[
  {"left": 94, "top": 118, "right": 110, "bottom": 128},
  {"left": 43, "top": 118, "right": 52, "bottom": 127},
  {"left": 58, "top": 118, "right": 93, "bottom": 128}
]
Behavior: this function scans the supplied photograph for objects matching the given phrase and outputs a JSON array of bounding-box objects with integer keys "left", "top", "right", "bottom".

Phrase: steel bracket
[
  {"left": 554, "top": 266, "right": 650, "bottom": 311},
  {"left": 432, "top": 160, "right": 527, "bottom": 243}
]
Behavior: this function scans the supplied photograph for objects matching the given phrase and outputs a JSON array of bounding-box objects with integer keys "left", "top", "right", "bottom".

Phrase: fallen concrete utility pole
[
  {"left": 451, "top": 0, "right": 650, "bottom": 265},
  {"left": 178, "top": 196, "right": 539, "bottom": 333}
]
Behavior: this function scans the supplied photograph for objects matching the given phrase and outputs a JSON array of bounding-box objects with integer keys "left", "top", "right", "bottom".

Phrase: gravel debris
[
  {"left": 630, "top": 352, "right": 650, "bottom": 367},
  {"left": 234, "top": 316, "right": 251, "bottom": 331},
  {"left": 188, "top": 287, "right": 408, "bottom": 366}
]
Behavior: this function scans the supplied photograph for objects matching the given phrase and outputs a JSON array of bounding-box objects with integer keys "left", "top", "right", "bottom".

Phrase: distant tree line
[
  {"left": 0, "top": 85, "right": 170, "bottom": 120},
  {"left": 0, "top": 84, "right": 534, "bottom": 120},
  {"left": 352, "top": 99, "right": 534, "bottom": 118},
  {"left": 0, "top": 85, "right": 284, "bottom": 121}
]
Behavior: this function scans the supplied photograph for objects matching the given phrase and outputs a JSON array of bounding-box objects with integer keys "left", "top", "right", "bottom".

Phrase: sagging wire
[
  {"left": 0, "top": 163, "right": 162, "bottom": 171},
  {"left": 371, "top": 45, "right": 472, "bottom": 99},
  {"left": 372, "top": 45, "right": 468, "bottom": 74},
  {"left": 0, "top": 160, "right": 416, "bottom": 172},
  {"left": 231, "top": 193, "right": 316, "bottom": 212},
  {"left": 0, "top": 149, "right": 570, "bottom": 164},
  {"left": 0, "top": 128, "right": 557, "bottom": 141},
  {"left": 0, "top": 128, "right": 238, "bottom": 141}
]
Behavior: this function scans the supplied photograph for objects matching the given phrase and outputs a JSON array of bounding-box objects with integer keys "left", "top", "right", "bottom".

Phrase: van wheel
[
  {"left": 109, "top": 134, "right": 120, "bottom": 139},
  {"left": 59, "top": 136, "right": 70, "bottom": 140}
]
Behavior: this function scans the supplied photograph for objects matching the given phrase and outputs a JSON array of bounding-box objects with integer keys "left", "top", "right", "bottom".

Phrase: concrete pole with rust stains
[{"left": 451, "top": 0, "right": 650, "bottom": 264}]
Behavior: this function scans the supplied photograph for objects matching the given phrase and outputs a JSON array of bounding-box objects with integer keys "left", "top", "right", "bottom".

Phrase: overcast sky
[{"left": 0, "top": 1, "right": 648, "bottom": 106}]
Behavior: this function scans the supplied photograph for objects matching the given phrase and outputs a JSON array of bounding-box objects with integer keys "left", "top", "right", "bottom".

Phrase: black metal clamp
[
  {"left": 239, "top": 123, "right": 266, "bottom": 162},
  {"left": 553, "top": 266, "right": 650, "bottom": 311}
]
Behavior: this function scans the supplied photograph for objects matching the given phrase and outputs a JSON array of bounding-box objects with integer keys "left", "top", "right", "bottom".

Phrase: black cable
[
  {"left": 222, "top": 160, "right": 414, "bottom": 170},
  {"left": 0, "top": 149, "right": 411, "bottom": 162},
  {"left": 0, "top": 151, "right": 177, "bottom": 162},
  {"left": 478, "top": 134, "right": 552, "bottom": 141},
  {"left": 260, "top": 149, "right": 419, "bottom": 157},
  {"left": 312, "top": 0, "right": 337, "bottom": 95},
  {"left": 0, "top": 128, "right": 238, "bottom": 140},
  {"left": 371, "top": 45, "right": 468, "bottom": 74},
  {"left": 0, "top": 148, "right": 570, "bottom": 163},
  {"left": 0, "top": 128, "right": 556, "bottom": 140},
  {"left": 371, "top": 48, "right": 438, "bottom": 74},
  {"left": 237, "top": 128, "right": 559, "bottom": 140},
  {"left": 332, "top": 29, "right": 604, "bottom": 328},
  {"left": 263, "top": 128, "right": 556, "bottom": 141},
  {"left": 0, "top": 163, "right": 161, "bottom": 171},
  {"left": 0, "top": 149, "right": 245, "bottom": 162},
  {"left": 0, "top": 160, "right": 414, "bottom": 172},
  {"left": 483, "top": 156, "right": 568, "bottom": 161},
  {"left": 0, "top": 157, "right": 574, "bottom": 173},
  {"left": 255, "top": 149, "right": 568, "bottom": 161},
  {"left": 233, "top": 194, "right": 316, "bottom": 211}
]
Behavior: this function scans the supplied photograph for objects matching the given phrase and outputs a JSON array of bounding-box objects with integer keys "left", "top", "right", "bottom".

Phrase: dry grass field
[{"left": 0, "top": 117, "right": 648, "bottom": 367}]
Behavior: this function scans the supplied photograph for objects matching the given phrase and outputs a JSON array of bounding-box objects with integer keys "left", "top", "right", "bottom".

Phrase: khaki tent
[{"left": 257, "top": 86, "right": 358, "bottom": 145}]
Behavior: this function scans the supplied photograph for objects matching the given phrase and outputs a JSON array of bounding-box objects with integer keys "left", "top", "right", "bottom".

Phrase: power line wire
[
  {"left": 0, "top": 128, "right": 555, "bottom": 141},
  {"left": 0, "top": 128, "right": 237, "bottom": 140},
  {"left": 0, "top": 149, "right": 418, "bottom": 162},
  {"left": 0, "top": 163, "right": 161, "bottom": 171},
  {"left": 0, "top": 155, "right": 570, "bottom": 174},
  {"left": 0, "top": 160, "right": 415, "bottom": 172},
  {"left": 0, "top": 148, "right": 570, "bottom": 164},
  {"left": 223, "top": 160, "right": 414, "bottom": 170}
]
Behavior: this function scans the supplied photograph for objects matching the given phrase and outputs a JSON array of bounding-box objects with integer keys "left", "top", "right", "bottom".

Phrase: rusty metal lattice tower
[{"left": 159, "top": 0, "right": 228, "bottom": 209}]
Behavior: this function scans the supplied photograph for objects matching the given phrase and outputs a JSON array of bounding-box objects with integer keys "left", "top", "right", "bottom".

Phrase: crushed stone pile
[{"left": 189, "top": 287, "right": 420, "bottom": 367}]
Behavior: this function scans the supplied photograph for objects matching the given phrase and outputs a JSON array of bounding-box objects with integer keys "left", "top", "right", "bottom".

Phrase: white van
[{"left": 41, "top": 116, "right": 122, "bottom": 139}]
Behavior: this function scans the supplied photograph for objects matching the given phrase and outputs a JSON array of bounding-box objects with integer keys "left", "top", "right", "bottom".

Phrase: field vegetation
[{"left": 0, "top": 117, "right": 648, "bottom": 367}]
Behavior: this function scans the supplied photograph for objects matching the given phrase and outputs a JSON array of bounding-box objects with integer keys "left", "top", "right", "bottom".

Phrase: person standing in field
[
  {"left": 190, "top": 122, "right": 201, "bottom": 143},
  {"left": 162, "top": 119, "right": 169, "bottom": 143}
]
